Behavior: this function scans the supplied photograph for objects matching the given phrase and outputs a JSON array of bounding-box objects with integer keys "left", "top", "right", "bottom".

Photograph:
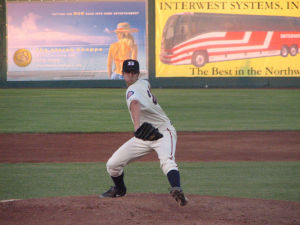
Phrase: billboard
[
  {"left": 156, "top": 0, "right": 300, "bottom": 77},
  {"left": 7, "top": 0, "right": 147, "bottom": 81}
]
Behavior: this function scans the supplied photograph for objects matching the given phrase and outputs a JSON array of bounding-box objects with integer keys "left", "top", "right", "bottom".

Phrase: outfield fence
[{"left": 1, "top": 0, "right": 300, "bottom": 88}]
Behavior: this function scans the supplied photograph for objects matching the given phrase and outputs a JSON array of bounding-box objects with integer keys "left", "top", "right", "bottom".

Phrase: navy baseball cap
[{"left": 122, "top": 59, "right": 140, "bottom": 73}]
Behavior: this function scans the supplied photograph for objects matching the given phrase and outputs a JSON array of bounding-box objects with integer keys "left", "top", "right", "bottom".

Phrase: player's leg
[
  {"left": 100, "top": 173, "right": 127, "bottom": 198},
  {"left": 100, "top": 137, "right": 152, "bottom": 198},
  {"left": 152, "top": 127, "right": 188, "bottom": 206},
  {"left": 152, "top": 127, "right": 180, "bottom": 185}
]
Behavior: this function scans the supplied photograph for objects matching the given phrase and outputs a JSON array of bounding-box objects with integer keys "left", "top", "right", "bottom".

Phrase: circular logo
[{"left": 13, "top": 49, "right": 32, "bottom": 67}]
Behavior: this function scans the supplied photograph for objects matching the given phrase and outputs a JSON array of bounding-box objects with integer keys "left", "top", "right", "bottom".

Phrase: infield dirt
[{"left": 0, "top": 131, "right": 300, "bottom": 225}]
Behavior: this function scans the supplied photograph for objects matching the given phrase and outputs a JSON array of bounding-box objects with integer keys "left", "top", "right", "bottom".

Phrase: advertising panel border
[
  {"left": 0, "top": 0, "right": 300, "bottom": 88},
  {"left": 0, "top": 0, "right": 6, "bottom": 84},
  {"left": 155, "top": 0, "right": 300, "bottom": 80}
]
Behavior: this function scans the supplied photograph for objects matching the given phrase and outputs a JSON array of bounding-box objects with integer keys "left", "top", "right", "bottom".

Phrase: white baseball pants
[{"left": 106, "top": 125, "right": 178, "bottom": 177}]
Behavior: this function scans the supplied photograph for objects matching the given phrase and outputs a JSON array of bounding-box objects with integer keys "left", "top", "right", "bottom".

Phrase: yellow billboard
[{"left": 155, "top": 0, "right": 300, "bottom": 77}]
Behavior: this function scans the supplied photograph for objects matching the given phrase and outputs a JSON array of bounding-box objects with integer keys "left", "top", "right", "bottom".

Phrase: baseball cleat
[
  {"left": 99, "top": 186, "right": 126, "bottom": 198},
  {"left": 170, "top": 187, "right": 188, "bottom": 206}
]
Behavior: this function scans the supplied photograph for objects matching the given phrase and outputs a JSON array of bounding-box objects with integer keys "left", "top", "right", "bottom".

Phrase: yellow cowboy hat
[{"left": 114, "top": 22, "right": 138, "bottom": 33}]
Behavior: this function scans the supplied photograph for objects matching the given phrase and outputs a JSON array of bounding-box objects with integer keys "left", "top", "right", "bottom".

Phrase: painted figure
[{"left": 107, "top": 22, "right": 138, "bottom": 79}]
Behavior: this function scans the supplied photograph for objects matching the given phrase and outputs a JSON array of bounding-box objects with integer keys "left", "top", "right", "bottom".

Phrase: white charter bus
[{"left": 160, "top": 13, "right": 300, "bottom": 67}]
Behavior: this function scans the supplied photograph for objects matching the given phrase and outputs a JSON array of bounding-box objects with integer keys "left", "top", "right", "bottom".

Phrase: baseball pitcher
[{"left": 100, "top": 59, "right": 188, "bottom": 206}]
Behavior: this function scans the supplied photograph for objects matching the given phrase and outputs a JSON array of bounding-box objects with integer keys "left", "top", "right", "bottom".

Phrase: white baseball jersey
[
  {"left": 106, "top": 79, "right": 178, "bottom": 177},
  {"left": 126, "top": 79, "right": 170, "bottom": 130}
]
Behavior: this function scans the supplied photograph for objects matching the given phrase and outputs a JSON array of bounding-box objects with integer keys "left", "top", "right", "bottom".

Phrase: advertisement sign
[
  {"left": 156, "top": 0, "right": 300, "bottom": 77},
  {"left": 7, "top": 0, "right": 147, "bottom": 81}
]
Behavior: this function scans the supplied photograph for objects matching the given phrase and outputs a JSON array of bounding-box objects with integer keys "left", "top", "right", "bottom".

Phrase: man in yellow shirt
[{"left": 107, "top": 22, "right": 138, "bottom": 79}]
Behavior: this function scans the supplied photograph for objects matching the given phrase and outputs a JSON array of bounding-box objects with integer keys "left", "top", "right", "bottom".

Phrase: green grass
[
  {"left": 1, "top": 162, "right": 299, "bottom": 201},
  {"left": 0, "top": 89, "right": 300, "bottom": 132},
  {"left": 0, "top": 89, "right": 130, "bottom": 132},
  {"left": 1, "top": 89, "right": 299, "bottom": 202}
]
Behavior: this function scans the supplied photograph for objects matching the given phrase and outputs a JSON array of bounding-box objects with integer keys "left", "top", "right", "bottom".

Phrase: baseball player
[{"left": 100, "top": 59, "right": 188, "bottom": 206}]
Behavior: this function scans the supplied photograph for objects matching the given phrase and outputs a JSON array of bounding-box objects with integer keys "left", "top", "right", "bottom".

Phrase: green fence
[{"left": 0, "top": 0, "right": 6, "bottom": 85}]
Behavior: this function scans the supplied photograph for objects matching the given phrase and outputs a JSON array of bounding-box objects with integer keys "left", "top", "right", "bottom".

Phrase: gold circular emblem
[{"left": 13, "top": 49, "right": 32, "bottom": 67}]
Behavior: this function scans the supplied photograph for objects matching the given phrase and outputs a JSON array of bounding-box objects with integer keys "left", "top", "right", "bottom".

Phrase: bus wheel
[
  {"left": 280, "top": 45, "right": 289, "bottom": 57},
  {"left": 290, "top": 45, "right": 298, "bottom": 56},
  {"left": 192, "top": 51, "right": 208, "bottom": 67}
]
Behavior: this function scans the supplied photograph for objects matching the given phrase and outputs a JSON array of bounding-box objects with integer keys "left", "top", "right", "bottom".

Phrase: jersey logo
[{"left": 127, "top": 91, "right": 134, "bottom": 99}]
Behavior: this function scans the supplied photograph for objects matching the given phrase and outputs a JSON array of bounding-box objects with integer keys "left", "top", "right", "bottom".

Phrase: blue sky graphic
[{"left": 8, "top": 2, "right": 146, "bottom": 45}]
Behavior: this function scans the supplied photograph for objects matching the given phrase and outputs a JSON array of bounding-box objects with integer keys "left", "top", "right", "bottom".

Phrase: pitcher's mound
[{"left": 1, "top": 194, "right": 300, "bottom": 225}]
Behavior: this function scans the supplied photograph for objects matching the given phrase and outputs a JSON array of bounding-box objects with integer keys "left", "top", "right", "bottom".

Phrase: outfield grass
[
  {"left": 0, "top": 162, "right": 299, "bottom": 201},
  {"left": 0, "top": 89, "right": 300, "bottom": 132},
  {"left": 1, "top": 89, "right": 299, "bottom": 202}
]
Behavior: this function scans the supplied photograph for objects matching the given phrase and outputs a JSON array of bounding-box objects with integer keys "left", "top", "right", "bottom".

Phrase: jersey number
[{"left": 147, "top": 89, "right": 158, "bottom": 105}]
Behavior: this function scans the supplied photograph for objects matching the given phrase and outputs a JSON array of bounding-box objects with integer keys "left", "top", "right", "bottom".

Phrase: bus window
[
  {"left": 162, "top": 15, "right": 179, "bottom": 49},
  {"left": 174, "top": 15, "right": 192, "bottom": 46},
  {"left": 165, "top": 27, "right": 174, "bottom": 40},
  {"left": 191, "top": 15, "right": 218, "bottom": 35}
]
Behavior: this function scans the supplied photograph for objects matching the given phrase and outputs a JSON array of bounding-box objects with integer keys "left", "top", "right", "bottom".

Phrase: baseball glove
[{"left": 134, "top": 122, "right": 163, "bottom": 141}]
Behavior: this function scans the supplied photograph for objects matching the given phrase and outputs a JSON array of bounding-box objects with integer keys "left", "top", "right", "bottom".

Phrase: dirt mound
[{"left": 1, "top": 194, "right": 300, "bottom": 225}]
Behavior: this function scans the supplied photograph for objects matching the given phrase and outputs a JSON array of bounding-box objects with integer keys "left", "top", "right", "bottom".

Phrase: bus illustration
[{"left": 160, "top": 13, "right": 300, "bottom": 67}]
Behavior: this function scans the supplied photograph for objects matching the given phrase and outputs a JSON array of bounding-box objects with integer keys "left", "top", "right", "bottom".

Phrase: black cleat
[
  {"left": 170, "top": 187, "right": 188, "bottom": 206},
  {"left": 99, "top": 186, "right": 126, "bottom": 198}
]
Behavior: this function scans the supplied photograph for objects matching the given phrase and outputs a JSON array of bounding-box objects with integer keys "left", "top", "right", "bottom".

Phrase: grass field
[
  {"left": 0, "top": 88, "right": 300, "bottom": 202},
  {"left": 1, "top": 162, "right": 299, "bottom": 201},
  {"left": 0, "top": 89, "right": 300, "bottom": 132}
]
